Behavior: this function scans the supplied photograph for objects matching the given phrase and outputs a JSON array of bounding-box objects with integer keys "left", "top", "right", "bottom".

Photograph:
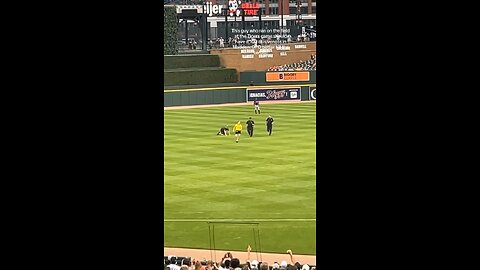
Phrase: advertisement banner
[
  {"left": 266, "top": 72, "right": 310, "bottom": 82},
  {"left": 247, "top": 87, "right": 301, "bottom": 102},
  {"left": 175, "top": 1, "right": 259, "bottom": 17},
  {"left": 309, "top": 87, "right": 316, "bottom": 100}
]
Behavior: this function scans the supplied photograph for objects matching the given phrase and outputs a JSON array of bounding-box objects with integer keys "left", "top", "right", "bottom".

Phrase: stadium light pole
[
  {"left": 206, "top": 11, "right": 209, "bottom": 50},
  {"left": 242, "top": 8, "right": 245, "bottom": 30},
  {"left": 201, "top": 5, "right": 207, "bottom": 51},
  {"left": 280, "top": 0, "right": 283, "bottom": 31},
  {"left": 259, "top": 8, "right": 262, "bottom": 42},
  {"left": 225, "top": 8, "right": 228, "bottom": 40},
  {"left": 185, "top": 19, "right": 188, "bottom": 47},
  {"left": 201, "top": 5, "right": 204, "bottom": 51}
]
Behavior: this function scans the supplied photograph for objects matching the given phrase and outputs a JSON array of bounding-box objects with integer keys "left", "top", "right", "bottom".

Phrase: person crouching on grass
[
  {"left": 217, "top": 125, "right": 230, "bottom": 136},
  {"left": 233, "top": 121, "right": 242, "bottom": 143}
]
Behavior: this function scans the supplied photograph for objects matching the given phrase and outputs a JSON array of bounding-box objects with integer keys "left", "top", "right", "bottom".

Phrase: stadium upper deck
[{"left": 166, "top": 0, "right": 316, "bottom": 38}]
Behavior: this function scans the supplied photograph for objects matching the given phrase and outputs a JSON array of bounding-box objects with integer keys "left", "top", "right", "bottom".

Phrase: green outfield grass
[{"left": 164, "top": 102, "right": 316, "bottom": 255}]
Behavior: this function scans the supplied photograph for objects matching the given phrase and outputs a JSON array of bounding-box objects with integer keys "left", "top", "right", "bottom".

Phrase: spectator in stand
[
  {"left": 230, "top": 258, "right": 240, "bottom": 269},
  {"left": 287, "top": 249, "right": 312, "bottom": 270},
  {"left": 165, "top": 247, "right": 315, "bottom": 270},
  {"left": 224, "top": 260, "right": 231, "bottom": 269},
  {"left": 194, "top": 260, "right": 204, "bottom": 270},
  {"left": 182, "top": 258, "right": 192, "bottom": 268},
  {"left": 206, "top": 260, "right": 218, "bottom": 270},
  {"left": 286, "top": 265, "right": 296, "bottom": 270},
  {"left": 286, "top": 250, "right": 295, "bottom": 265},
  {"left": 167, "top": 257, "right": 181, "bottom": 270},
  {"left": 246, "top": 245, "right": 252, "bottom": 262},
  {"left": 220, "top": 252, "right": 232, "bottom": 269},
  {"left": 217, "top": 262, "right": 227, "bottom": 270},
  {"left": 250, "top": 260, "right": 259, "bottom": 270},
  {"left": 267, "top": 55, "right": 316, "bottom": 72}
]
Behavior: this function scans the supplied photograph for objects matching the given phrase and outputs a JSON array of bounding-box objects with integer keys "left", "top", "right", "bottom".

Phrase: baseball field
[{"left": 164, "top": 101, "right": 316, "bottom": 255}]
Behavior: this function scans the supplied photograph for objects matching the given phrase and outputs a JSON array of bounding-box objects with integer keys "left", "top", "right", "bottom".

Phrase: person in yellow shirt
[{"left": 233, "top": 121, "right": 242, "bottom": 143}]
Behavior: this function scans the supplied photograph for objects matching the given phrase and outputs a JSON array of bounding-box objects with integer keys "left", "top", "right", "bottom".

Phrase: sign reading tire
[{"left": 309, "top": 87, "right": 316, "bottom": 100}]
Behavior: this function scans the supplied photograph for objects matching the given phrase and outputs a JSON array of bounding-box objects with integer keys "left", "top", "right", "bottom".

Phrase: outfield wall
[{"left": 164, "top": 84, "right": 316, "bottom": 107}]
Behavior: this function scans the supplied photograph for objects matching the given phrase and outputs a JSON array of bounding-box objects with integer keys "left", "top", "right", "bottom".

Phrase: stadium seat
[{"left": 267, "top": 55, "right": 316, "bottom": 72}]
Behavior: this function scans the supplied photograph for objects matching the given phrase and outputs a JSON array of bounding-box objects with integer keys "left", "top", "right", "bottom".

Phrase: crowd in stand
[
  {"left": 165, "top": 0, "right": 203, "bottom": 4},
  {"left": 164, "top": 248, "right": 315, "bottom": 270},
  {"left": 267, "top": 54, "right": 316, "bottom": 72}
]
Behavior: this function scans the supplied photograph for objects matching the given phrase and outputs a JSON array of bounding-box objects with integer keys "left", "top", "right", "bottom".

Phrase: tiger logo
[{"left": 228, "top": 0, "right": 242, "bottom": 16}]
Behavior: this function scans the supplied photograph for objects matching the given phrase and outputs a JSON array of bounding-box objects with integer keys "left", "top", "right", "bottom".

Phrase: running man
[
  {"left": 216, "top": 125, "right": 230, "bottom": 136},
  {"left": 266, "top": 115, "right": 274, "bottom": 136},
  {"left": 233, "top": 121, "right": 242, "bottom": 143},
  {"left": 246, "top": 117, "right": 255, "bottom": 137},
  {"left": 254, "top": 99, "right": 260, "bottom": 114}
]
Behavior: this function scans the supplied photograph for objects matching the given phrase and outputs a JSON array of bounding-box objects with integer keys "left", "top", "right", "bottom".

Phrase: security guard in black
[
  {"left": 246, "top": 117, "right": 255, "bottom": 137},
  {"left": 266, "top": 115, "right": 274, "bottom": 136}
]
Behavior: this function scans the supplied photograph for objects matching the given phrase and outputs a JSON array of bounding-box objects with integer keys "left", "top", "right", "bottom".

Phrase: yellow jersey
[{"left": 234, "top": 123, "right": 242, "bottom": 131}]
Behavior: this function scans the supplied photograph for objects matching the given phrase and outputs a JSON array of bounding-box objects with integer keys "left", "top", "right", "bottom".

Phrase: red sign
[{"left": 241, "top": 3, "right": 260, "bottom": 15}]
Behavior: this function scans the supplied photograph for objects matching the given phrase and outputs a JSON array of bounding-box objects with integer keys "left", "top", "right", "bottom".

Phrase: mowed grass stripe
[
  {"left": 164, "top": 102, "right": 316, "bottom": 255},
  {"left": 164, "top": 219, "right": 316, "bottom": 222}
]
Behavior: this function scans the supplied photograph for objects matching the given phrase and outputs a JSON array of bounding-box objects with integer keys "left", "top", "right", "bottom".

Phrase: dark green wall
[
  {"left": 164, "top": 89, "right": 246, "bottom": 107},
  {"left": 164, "top": 54, "right": 238, "bottom": 86},
  {"left": 164, "top": 55, "right": 221, "bottom": 69},
  {"left": 164, "top": 85, "right": 316, "bottom": 107},
  {"left": 164, "top": 68, "right": 237, "bottom": 86},
  {"left": 300, "top": 86, "right": 310, "bottom": 101}
]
